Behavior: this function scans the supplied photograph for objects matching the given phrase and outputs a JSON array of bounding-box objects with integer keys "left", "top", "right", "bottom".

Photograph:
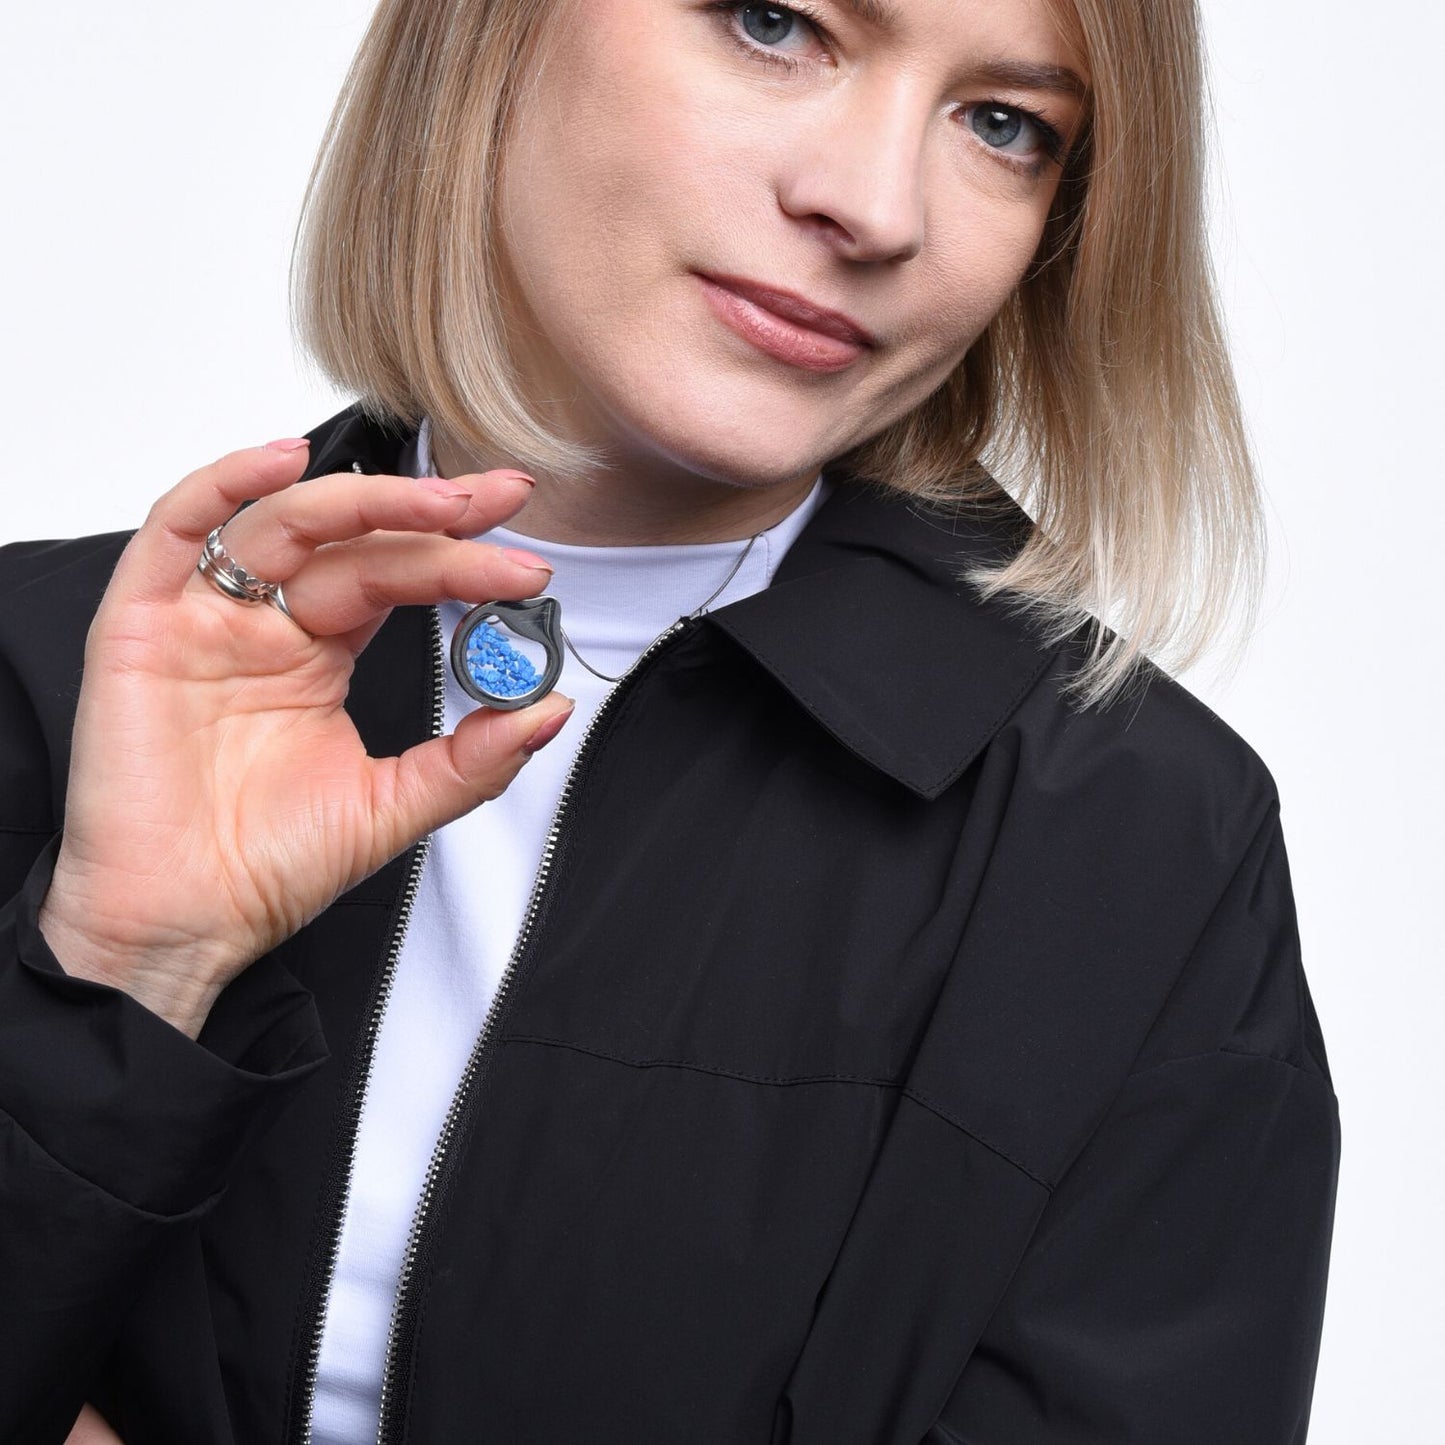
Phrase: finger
[
  {"left": 439, "top": 470, "right": 538, "bottom": 539},
  {"left": 371, "top": 692, "right": 578, "bottom": 863},
  {"left": 215, "top": 469, "right": 539, "bottom": 583},
  {"left": 273, "top": 532, "right": 556, "bottom": 640},
  {"left": 113, "top": 439, "right": 314, "bottom": 604}
]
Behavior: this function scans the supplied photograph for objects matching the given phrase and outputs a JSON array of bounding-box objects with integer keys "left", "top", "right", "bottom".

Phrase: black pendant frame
[{"left": 449, "top": 596, "right": 565, "bottom": 710}]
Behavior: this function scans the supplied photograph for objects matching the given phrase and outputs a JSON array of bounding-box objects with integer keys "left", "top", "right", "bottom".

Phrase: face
[{"left": 487, "top": 0, "right": 1088, "bottom": 537}]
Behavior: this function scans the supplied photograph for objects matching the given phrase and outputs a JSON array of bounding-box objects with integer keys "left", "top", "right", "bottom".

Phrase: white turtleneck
[{"left": 310, "top": 421, "right": 830, "bottom": 1444}]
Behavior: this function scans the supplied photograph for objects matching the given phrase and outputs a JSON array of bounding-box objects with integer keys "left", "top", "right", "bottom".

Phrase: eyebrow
[
  {"left": 831, "top": 0, "right": 904, "bottom": 28},
  {"left": 828, "top": 3, "right": 1089, "bottom": 99},
  {"left": 973, "top": 59, "right": 1089, "bottom": 100}
]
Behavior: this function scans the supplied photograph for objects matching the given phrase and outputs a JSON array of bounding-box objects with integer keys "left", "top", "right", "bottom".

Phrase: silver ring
[
  {"left": 264, "top": 582, "right": 309, "bottom": 635},
  {"left": 196, "top": 525, "right": 278, "bottom": 605}
]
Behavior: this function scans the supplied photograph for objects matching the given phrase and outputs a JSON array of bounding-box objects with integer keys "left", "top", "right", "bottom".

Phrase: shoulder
[
  {"left": 966, "top": 609, "right": 1285, "bottom": 936},
  {"left": 913, "top": 614, "right": 1332, "bottom": 1181},
  {"left": 986, "top": 596, "right": 1299, "bottom": 971},
  {"left": 0, "top": 528, "right": 133, "bottom": 688},
  {"left": 0, "top": 531, "right": 133, "bottom": 833},
  {"left": 1000, "top": 637, "right": 1331, "bottom": 1075},
  {"left": 744, "top": 475, "right": 1272, "bottom": 829},
  {"left": 999, "top": 626, "right": 1282, "bottom": 876},
  {"left": 0, "top": 529, "right": 132, "bottom": 605}
]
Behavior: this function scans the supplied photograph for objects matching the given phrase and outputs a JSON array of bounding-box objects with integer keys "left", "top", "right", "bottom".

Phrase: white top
[{"left": 310, "top": 421, "right": 830, "bottom": 1443}]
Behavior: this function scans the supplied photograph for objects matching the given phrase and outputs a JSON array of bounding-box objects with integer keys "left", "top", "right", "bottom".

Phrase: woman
[{"left": 0, "top": 0, "right": 1339, "bottom": 1441}]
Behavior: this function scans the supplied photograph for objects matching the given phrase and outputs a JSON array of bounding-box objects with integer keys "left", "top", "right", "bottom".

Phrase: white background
[{"left": 2, "top": 3, "right": 1439, "bottom": 1436}]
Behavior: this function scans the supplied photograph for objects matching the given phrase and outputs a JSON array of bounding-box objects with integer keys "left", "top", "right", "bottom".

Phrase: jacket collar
[
  {"left": 709, "top": 478, "right": 1059, "bottom": 799},
  {"left": 303, "top": 404, "right": 1059, "bottom": 801}
]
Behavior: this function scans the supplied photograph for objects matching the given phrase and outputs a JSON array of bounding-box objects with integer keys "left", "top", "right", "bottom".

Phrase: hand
[{"left": 39, "top": 439, "right": 574, "bottom": 1037}]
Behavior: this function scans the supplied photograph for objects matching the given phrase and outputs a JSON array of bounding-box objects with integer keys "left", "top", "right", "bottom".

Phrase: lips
[
  {"left": 696, "top": 272, "right": 876, "bottom": 374},
  {"left": 698, "top": 273, "right": 876, "bottom": 349}
]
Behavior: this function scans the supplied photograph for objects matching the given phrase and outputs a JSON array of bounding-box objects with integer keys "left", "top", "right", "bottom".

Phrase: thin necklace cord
[{"left": 556, "top": 531, "right": 761, "bottom": 683}]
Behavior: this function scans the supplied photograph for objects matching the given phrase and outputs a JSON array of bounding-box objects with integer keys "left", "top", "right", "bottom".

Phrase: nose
[{"left": 775, "top": 82, "right": 928, "bottom": 263}]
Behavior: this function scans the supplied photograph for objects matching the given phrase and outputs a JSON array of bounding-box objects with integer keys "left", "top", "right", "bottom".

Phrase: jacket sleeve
[
  {"left": 0, "top": 588, "right": 329, "bottom": 1443},
  {"left": 927, "top": 805, "right": 1341, "bottom": 1445},
  {"left": 0, "top": 839, "right": 329, "bottom": 1444}
]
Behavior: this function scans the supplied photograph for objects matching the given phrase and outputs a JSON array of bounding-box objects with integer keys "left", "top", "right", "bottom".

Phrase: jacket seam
[
  {"left": 1125, "top": 1044, "right": 1338, "bottom": 1092},
  {"left": 274, "top": 1029, "right": 327, "bottom": 1074},
  {"left": 927, "top": 1422, "right": 969, "bottom": 1445},
  {"left": 0, "top": 1105, "right": 223, "bottom": 1225},
  {"left": 0, "top": 824, "right": 54, "bottom": 835},
  {"left": 507, "top": 1031, "right": 909, "bottom": 1087},
  {"left": 502, "top": 1032, "right": 1053, "bottom": 1190},
  {"left": 900, "top": 1083, "right": 1053, "bottom": 1189}
]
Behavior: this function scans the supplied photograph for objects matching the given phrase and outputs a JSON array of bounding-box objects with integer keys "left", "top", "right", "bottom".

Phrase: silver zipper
[
  {"left": 373, "top": 614, "right": 693, "bottom": 1444},
  {"left": 294, "top": 604, "right": 447, "bottom": 1445}
]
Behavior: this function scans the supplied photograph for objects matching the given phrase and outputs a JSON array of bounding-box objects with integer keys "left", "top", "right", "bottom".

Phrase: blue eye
[
  {"left": 963, "top": 103, "right": 1068, "bottom": 172},
  {"left": 710, "top": 1, "right": 825, "bottom": 74},
  {"left": 971, "top": 105, "right": 1031, "bottom": 152},
  {"left": 739, "top": 4, "right": 798, "bottom": 47},
  {"left": 967, "top": 103, "right": 1061, "bottom": 165}
]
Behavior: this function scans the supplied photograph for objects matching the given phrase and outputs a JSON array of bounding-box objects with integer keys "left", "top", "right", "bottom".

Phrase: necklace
[{"left": 449, "top": 529, "right": 762, "bottom": 709}]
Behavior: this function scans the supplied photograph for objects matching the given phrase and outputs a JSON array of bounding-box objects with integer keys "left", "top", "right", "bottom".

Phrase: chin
[
  {"left": 633, "top": 411, "right": 828, "bottom": 491},
  {"left": 603, "top": 366, "right": 842, "bottom": 489}
]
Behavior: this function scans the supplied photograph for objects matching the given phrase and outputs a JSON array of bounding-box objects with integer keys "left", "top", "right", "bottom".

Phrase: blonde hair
[{"left": 292, "top": 0, "right": 1262, "bottom": 706}]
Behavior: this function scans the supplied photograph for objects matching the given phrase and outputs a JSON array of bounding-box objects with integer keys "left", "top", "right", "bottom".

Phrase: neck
[{"left": 430, "top": 427, "right": 821, "bottom": 546}]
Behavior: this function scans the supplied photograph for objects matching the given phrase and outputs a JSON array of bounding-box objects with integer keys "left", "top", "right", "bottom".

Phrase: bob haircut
[{"left": 292, "top": 0, "right": 1262, "bottom": 707}]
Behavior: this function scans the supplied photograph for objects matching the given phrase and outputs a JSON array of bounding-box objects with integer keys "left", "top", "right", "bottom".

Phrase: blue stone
[{"left": 463, "top": 621, "right": 541, "bottom": 699}]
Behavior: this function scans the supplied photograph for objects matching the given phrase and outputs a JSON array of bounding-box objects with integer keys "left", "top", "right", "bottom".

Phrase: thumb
[{"left": 372, "top": 692, "right": 577, "bottom": 863}]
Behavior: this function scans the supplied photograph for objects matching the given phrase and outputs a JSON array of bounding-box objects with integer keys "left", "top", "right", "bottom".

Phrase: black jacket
[{"left": 0, "top": 406, "right": 1340, "bottom": 1444}]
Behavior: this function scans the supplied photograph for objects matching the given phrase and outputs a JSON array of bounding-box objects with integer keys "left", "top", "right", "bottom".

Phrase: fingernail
[
  {"left": 490, "top": 470, "right": 536, "bottom": 487},
  {"left": 502, "top": 546, "right": 554, "bottom": 574},
  {"left": 521, "top": 700, "right": 575, "bottom": 756},
  {"left": 415, "top": 475, "right": 472, "bottom": 499},
  {"left": 264, "top": 437, "right": 311, "bottom": 453}
]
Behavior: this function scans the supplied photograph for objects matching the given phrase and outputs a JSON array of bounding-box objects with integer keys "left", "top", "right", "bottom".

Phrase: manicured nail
[
  {"left": 521, "top": 700, "right": 575, "bottom": 756},
  {"left": 414, "top": 475, "right": 472, "bottom": 499},
  {"left": 502, "top": 546, "right": 554, "bottom": 574},
  {"left": 489, "top": 469, "right": 536, "bottom": 487},
  {"left": 264, "top": 437, "right": 310, "bottom": 453}
]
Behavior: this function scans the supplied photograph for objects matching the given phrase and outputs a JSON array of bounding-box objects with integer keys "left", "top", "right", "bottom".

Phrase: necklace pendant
[{"left": 449, "top": 596, "right": 565, "bottom": 709}]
